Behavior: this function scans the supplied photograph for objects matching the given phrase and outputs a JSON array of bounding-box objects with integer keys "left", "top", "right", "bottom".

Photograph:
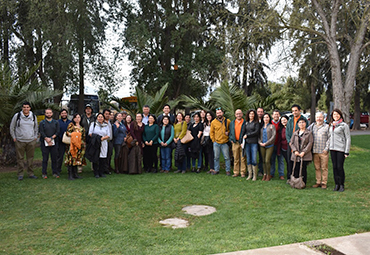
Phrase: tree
[{"left": 286, "top": 0, "right": 370, "bottom": 122}]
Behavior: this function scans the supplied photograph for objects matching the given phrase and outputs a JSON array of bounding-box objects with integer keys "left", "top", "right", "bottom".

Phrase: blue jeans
[
  {"left": 192, "top": 151, "right": 202, "bottom": 168},
  {"left": 161, "top": 147, "right": 172, "bottom": 171},
  {"left": 245, "top": 143, "right": 258, "bottom": 166},
  {"left": 213, "top": 142, "right": 230, "bottom": 172},
  {"left": 270, "top": 145, "right": 285, "bottom": 177}
]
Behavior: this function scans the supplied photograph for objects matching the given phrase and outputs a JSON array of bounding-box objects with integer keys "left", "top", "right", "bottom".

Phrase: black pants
[
  {"left": 291, "top": 160, "right": 308, "bottom": 184},
  {"left": 107, "top": 141, "right": 113, "bottom": 170},
  {"left": 143, "top": 144, "right": 158, "bottom": 170},
  {"left": 41, "top": 142, "right": 58, "bottom": 175},
  {"left": 57, "top": 142, "right": 66, "bottom": 173},
  {"left": 287, "top": 145, "right": 293, "bottom": 179},
  {"left": 93, "top": 158, "right": 107, "bottom": 176},
  {"left": 206, "top": 144, "right": 214, "bottom": 170},
  {"left": 281, "top": 149, "right": 288, "bottom": 174},
  {"left": 330, "top": 150, "right": 346, "bottom": 185},
  {"left": 114, "top": 144, "right": 121, "bottom": 160}
]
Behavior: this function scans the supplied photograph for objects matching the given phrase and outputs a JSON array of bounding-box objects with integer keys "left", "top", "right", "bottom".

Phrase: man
[
  {"left": 121, "top": 110, "right": 128, "bottom": 124},
  {"left": 270, "top": 110, "right": 285, "bottom": 179},
  {"left": 257, "top": 107, "right": 264, "bottom": 127},
  {"left": 10, "top": 102, "right": 38, "bottom": 180},
  {"left": 56, "top": 109, "right": 71, "bottom": 175},
  {"left": 157, "top": 104, "right": 176, "bottom": 124},
  {"left": 81, "top": 104, "right": 96, "bottom": 135},
  {"left": 308, "top": 112, "right": 330, "bottom": 189},
  {"left": 39, "top": 108, "right": 60, "bottom": 178},
  {"left": 286, "top": 104, "right": 308, "bottom": 180},
  {"left": 210, "top": 108, "right": 231, "bottom": 175},
  {"left": 256, "top": 107, "right": 264, "bottom": 175},
  {"left": 229, "top": 109, "right": 247, "bottom": 177},
  {"left": 103, "top": 109, "right": 113, "bottom": 173},
  {"left": 142, "top": 105, "right": 150, "bottom": 125}
]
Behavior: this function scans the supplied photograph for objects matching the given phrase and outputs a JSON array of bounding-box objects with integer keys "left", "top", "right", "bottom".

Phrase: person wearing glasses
[{"left": 210, "top": 107, "right": 231, "bottom": 175}]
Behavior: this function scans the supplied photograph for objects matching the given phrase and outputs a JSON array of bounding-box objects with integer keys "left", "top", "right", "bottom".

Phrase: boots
[
  {"left": 262, "top": 174, "right": 267, "bottom": 181},
  {"left": 266, "top": 174, "right": 271, "bottom": 181},
  {"left": 338, "top": 185, "right": 345, "bottom": 192},
  {"left": 246, "top": 165, "right": 252, "bottom": 180},
  {"left": 333, "top": 184, "right": 340, "bottom": 191},
  {"left": 68, "top": 166, "right": 74, "bottom": 180},
  {"left": 72, "top": 166, "right": 82, "bottom": 179},
  {"left": 252, "top": 165, "right": 258, "bottom": 181}
]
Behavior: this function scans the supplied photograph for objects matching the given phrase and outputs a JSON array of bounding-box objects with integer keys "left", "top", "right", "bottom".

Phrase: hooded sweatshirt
[{"left": 10, "top": 111, "right": 38, "bottom": 142}]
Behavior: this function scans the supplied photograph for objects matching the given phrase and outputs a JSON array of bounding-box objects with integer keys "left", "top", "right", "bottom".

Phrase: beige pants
[
  {"left": 313, "top": 152, "right": 329, "bottom": 185},
  {"left": 232, "top": 142, "right": 246, "bottom": 175},
  {"left": 15, "top": 140, "right": 37, "bottom": 177}
]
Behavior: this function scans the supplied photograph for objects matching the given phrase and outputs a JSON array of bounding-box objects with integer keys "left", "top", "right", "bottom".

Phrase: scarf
[{"left": 332, "top": 118, "right": 343, "bottom": 130}]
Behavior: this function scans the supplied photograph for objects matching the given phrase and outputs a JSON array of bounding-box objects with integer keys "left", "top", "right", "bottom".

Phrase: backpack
[{"left": 16, "top": 111, "right": 36, "bottom": 127}]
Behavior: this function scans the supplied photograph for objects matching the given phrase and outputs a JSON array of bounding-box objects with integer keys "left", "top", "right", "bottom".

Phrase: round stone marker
[
  {"left": 159, "top": 218, "right": 189, "bottom": 229},
  {"left": 182, "top": 205, "right": 216, "bottom": 216}
]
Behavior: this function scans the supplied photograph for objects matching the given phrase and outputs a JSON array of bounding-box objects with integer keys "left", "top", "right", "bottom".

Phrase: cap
[{"left": 85, "top": 104, "right": 92, "bottom": 109}]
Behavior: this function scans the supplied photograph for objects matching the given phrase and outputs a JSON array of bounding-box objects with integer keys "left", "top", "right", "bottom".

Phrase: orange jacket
[{"left": 70, "top": 131, "right": 82, "bottom": 158}]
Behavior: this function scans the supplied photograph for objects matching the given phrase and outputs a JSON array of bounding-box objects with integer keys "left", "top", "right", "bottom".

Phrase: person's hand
[
  {"left": 198, "top": 134, "right": 201, "bottom": 138},
  {"left": 299, "top": 152, "right": 305, "bottom": 157},
  {"left": 225, "top": 131, "right": 229, "bottom": 136},
  {"left": 14, "top": 138, "right": 17, "bottom": 142},
  {"left": 115, "top": 121, "right": 119, "bottom": 128},
  {"left": 124, "top": 137, "right": 127, "bottom": 141},
  {"left": 323, "top": 150, "right": 328, "bottom": 155},
  {"left": 344, "top": 154, "right": 348, "bottom": 158},
  {"left": 142, "top": 143, "right": 145, "bottom": 148},
  {"left": 164, "top": 143, "right": 168, "bottom": 147},
  {"left": 149, "top": 140, "right": 153, "bottom": 146},
  {"left": 294, "top": 151, "right": 299, "bottom": 156},
  {"left": 136, "top": 141, "right": 139, "bottom": 146},
  {"left": 161, "top": 142, "right": 165, "bottom": 146},
  {"left": 45, "top": 137, "right": 51, "bottom": 143},
  {"left": 243, "top": 135, "right": 247, "bottom": 139}
]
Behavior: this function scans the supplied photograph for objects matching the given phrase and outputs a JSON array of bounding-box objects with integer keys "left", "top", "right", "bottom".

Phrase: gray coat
[
  {"left": 10, "top": 111, "right": 38, "bottom": 142},
  {"left": 328, "top": 122, "right": 351, "bottom": 154},
  {"left": 290, "top": 129, "right": 313, "bottom": 162}
]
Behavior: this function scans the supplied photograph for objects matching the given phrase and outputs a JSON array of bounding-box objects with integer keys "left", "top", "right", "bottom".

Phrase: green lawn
[{"left": 0, "top": 136, "right": 369, "bottom": 255}]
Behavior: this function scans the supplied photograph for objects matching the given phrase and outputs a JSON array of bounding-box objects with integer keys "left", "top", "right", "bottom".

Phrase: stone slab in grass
[
  {"left": 159, "top": 218, "right": 189, "bottom": 229},
  {"left": 182, "top": 205, "right": 216, "bottom": 216}
]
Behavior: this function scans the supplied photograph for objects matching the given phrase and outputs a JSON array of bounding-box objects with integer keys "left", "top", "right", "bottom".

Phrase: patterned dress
[{"left": 65, "top": 123, "right": 87, "bottom": 166}]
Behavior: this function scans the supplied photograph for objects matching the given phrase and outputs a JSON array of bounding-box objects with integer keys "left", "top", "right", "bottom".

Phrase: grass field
[{"left": 0, "top": 136, "right": 369, "bottom": 254}]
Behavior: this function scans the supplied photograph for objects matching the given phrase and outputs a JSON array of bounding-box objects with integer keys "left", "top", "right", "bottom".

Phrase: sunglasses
[{"left": 216, "top": 107, "right": 222, "bottom": 111}]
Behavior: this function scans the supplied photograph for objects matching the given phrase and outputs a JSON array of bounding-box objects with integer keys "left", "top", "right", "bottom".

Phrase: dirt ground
[{"left": 0, "top": 160, "right": 42, "bottom": 173}]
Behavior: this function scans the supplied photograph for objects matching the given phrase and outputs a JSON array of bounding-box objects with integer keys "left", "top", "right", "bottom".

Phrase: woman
[
  {"left": 277, "top": 115, "right": 289, "bottom": 173},
  {"left": 65, "top": 113, "right": 86, "bottom": 180},
  {"left": 124, "top": 115, "right": 133, "bottom": 133},
  {"left": 199, "top": 109, "right": 207, "bottom": 170},
  {"left": 184, "top": 113, "right": 192, "bottom": 170},
  {"left": 88, "top": 113, "right": 111, "bottom": 178},
  {"left": 328, "top": 109, "right": 351, "bottom": 192},
  {"left": 173, "top": 112, "right": 188, "bottom": 173},
  {"left": 242, "top": 109, "right": 260, "bottom": 181},
  {"left": 158, "top": 116, "right": 174, "bottom": 173},
  {"left": 143, "top": 114, "right": 159, "bottom": 173},
  {"left": 188, "top": 112, "right": 203, "bottom": 173},
  {"left": 112, "top": 113, "right": 127, "bottom": 174},
  {"left": 258, "top": 113, "right": 276, "bottom": 181},
  {"left": 289, "top": 119, "right": 313, "bottom": 185},
  {"left": 204, "top": 111, "right": 216, "bottom": 174},
  {"left": 128, "top": 113, "right": 145, "bottom": 174}
]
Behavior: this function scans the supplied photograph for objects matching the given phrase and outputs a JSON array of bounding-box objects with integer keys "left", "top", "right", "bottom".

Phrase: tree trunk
[
  {"left": 352, "top": 84, "right": 361, "bottom": 130},
  {"left": 78, "top": 40, "right": 85, "bottom": 115},
  {"left": 0, "top": 124, "right": 17, "bottom": 165}
]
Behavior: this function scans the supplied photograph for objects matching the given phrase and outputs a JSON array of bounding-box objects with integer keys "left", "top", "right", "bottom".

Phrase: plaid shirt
[{"left": 308, "top": 122, "right": 330, "bottom": 153}]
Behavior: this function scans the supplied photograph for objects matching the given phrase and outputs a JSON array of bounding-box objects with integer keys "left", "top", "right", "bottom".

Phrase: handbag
[
  {"left": 62, "top": 132, "right": 71, "bottom": 144},
  {"left": 181, "top": 130, "right": 194, "bottom": 144},
  {"left": 201, "top": 135, "right": 210, "bottom": 146},
  {"left": 126, "top": 133, "right": 134, "bottom": 149},
  {"left": 289, "top": 157, "right": 306, "bottom": 189}
]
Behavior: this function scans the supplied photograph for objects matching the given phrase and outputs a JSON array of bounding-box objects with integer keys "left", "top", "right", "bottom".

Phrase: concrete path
[
  {"left": 214, "top": 232, "right": 370, "bottom": 255},
  {"left": 350, "top": 130, "right": 370, "bottom": 136}
]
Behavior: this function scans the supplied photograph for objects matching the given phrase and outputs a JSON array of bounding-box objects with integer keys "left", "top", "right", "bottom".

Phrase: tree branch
[
  {"left": 330, "top": 0, "right": 341, "bottom": 39},
  {"left": 311, "top": 0, "right": 331, "bottom": 43}
]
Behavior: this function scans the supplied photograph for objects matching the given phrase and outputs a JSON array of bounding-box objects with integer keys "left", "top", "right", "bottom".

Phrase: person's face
[
  {"left": 110, "top": 112, "right": 115, "bottom": 120},
  {"left": 200, "top": 110, "right": 206, "bottom": 118},
  {"left": 126, "top": 115, "right": 132, "bottom": 123},
  {"left": 185, "top": 115, "right": 190, "bottom": 123},
  {"left": 104, "top": 111, "right": 110, "bottom": 120},
  {"left": 148, "top": 116, "right": 155, "bottom": 124},
  {"left": 163, "top": 118, "right": 169, "bottom": 125},
  {"left": 143, "top": 107, "right": 150, "bottom": 115},
  {"left": 85, "top": 107, "right": 92, "bottom": 115},
  {"left": 177, "top": 114, "right": 183, "bottom": 122},
  {"left": 281, "top": 117, "right": 288, "bottom": 126},
  {"left": 206, "top": 113, "right": 212, "bottom": 121},
  {"left": 163, "top": 106, "right": 170, "bottom": 114},
  {"left": 45, "top": 109, "right": 53, "bottom": 119},
  {"left": 333, "top": 111, "right": 341, "bottom": 121},
  {"left": 235, "top": 110, "right": 243, "bottom": 120},
  {"left": 316, "top": 113, "right": 324, "bottom": 125},
  {"left": 263, "top": 114, "right": 270, "bottom": 124},
  {"left": 298, "top": 120, "right": 306, "bottom": 129},
  {"left": 116, "top": 113, "right": 123, "bottom": 122},
  {"left": 122, "top": 113, "right": 127, "bottom": 119},
  {"left": 60, "top": 111, "right": 68, "bottom": 119},
  {"left": 249, "top": 111, "right": 255, "bottom": 120},
  {"left": 97, "top": 114, "right": 104, "bottom": 123},
  {"left": 136, "top": 114, "right": 142, "bottom": 122},
  {"left": 22, "top": 104, "right": 31, "bottom": 115},
  {"left": 292, "top": 107, "right": 300, "bottom": 117},
  {"left": 272, "top": 111, "right": 280, "bottom": 121},
  {"left": 194, "top": 115, "right": 200, "bottom": 122},
  {"left": 216, "top": 110, "right": 223, "bottom": 119},
  {"left": 74, "top": 114, "right": 81, "bottom": 124},
  {"left": 257, "top": 108, "right": 264, "bottom": 118}
]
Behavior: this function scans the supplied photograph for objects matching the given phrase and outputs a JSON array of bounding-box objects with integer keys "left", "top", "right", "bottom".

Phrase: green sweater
[{"left": 143, "top": 124, "right": 160, "bottom": 144}]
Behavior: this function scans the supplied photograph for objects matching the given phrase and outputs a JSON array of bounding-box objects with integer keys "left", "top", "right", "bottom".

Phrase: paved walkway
[
  {"left": 350, "top": 130, "right": 370, "bottom": 136},
  {"left": 215, "top": 232, "right": 370, "bottom": 255}
]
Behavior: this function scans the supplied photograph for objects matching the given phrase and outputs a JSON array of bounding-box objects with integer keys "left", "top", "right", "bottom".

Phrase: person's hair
[
  {"left": 205, "top": 111, "right": 215, "bottom": 125},
  {"left": 60, "top": 109, "right": 68, "bottom": 115},
  {"left": 193, "top": 112, "right": 201, "bottom": 123},
  {"left": 96, "top": 112, "right": 104, "bottom": 121},
  {"left": 185, "top": 113, "right": 191, "bottom": 118},
  {"left": 132, "top": 113, "right": 143, "bottom": 130},
  {"left": 200, "top": 109, "right": 207, "bottom": 121},
  {"left": 148, "top": 114, "right": 157, "bottom": 124},
  {"left": 102, "top": 109, "right": 111, "bottom": 115},
  {"left": 72, "top": 113, "right": 81, "bottom": 125},
  {"left": 22, "top": 102, "right": 31, "bottom": 107},
  {"left": 330, "top": 108, "right": 344, "bottom": 125},
  {"left": 161, "top": 115, "right": 171, "bottom": 125},
  {"left": 279, "top": 115, "right": 289, "bottom": 130},
  {"left": 163, "top": 104, "right": 171, "bottom": 109},
  {"left": 315, "top": 111, "right": 324, "bottom": 117},
  {"left": 291, "top": 104, "right": 301, "bottom": 110},
  {"left": 246, "top": 109, "right": 258, "bottom": 122},
  {"left": 273, "top": 109, "right": 280, "bottom": 114},
  {"left": 175, "top": 112, "right": 184, "bottom": 124},
  {"left": 257, "top": 107, "right": 264, "bottom": 111},
  {"left": 262, "top": 113, "right": 272, "bottom": 124},
  {"left": 45, "top": 108, "right": 53, "bottom": 113},
  {"left": 143, "top": 105, "right": 150, "bottom": 108},
  {"left": 126, "top": 115, "right": 132, "bottom": 123},
  {"left": 114, "top": 112, "right": 122, "bottom": 122}
]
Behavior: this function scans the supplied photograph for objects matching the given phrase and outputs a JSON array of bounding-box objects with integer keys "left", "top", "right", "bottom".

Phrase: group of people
[{"left": 10, "top": 102, "right": 351, "bottom": 191}]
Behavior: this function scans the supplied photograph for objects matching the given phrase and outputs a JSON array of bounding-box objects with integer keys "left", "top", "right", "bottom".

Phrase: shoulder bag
[
  {"left": 62, "top": 132, "right": 71, "bottom": 144},
  {"left": 181, "top": 130, "right": 194, "bottom": 144},
  {"left": 289, "top": 157, "right": 305, "bottom": 189}
]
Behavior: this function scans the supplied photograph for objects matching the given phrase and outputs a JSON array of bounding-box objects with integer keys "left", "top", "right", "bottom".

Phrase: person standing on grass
[
  {"left": 158, "top": 116, "right": 174, "bottom": 173},
  {"left": 256, "top": 107, "right": 264, "bottom": 175},
  {"left": 65, "top": 113, "right": 86, "bottom": 180},
  {"left": 57, "top": 109, "right": 71, "bottom": 175},
  {"left": 143, "top": 114, "right": 160, "bottom": 173},
  {"left": 199, "top": 109, "right": 208, "bottom": 170},
  {"left": 204, "top": 111, "right": 215, "bottom": 174},
  {"left": 142, "top": 105, "right": 151, "bottom": 125},
  {"left": 112, "top": 112, "right": 127, "bottom": 174},
  {"left": 210, "top": 108, "right": 231, "bottom": 175},
  {"left": 184, "top": 113, "right": 192, "bottom": 171},
  {"left": 259, "top": 113, "right": 276, "bottom": 181},
  {"left": 189, "top": 112, "right": 204, "bottom": 173},
  {"left": 157, "top": 104, "right": 176, "bottom": 125},
  {"left": 242, "top": 109, "right": 260, "bottom": 181},
  {"left": 10, "top": 102, "right": 39, "bottom": 180},
  {"left": 81, "top": 104, "right": 95, "bottom": 136},
  {"left": 289, "top": 119, "right": 313, "bottom": 186},
  {"left": 103, "top": 109, "right": 114, "bottom": 174},
  {"left": 173, "top": 112, "right": 188, "bottom": 174},
  {"left": 39, "top": 108, "right": 60, "bottom": 179},
  {"left": 328, "top": 109, "right": 351, "bottom": 192},
  {"left": 308, "top": 112, "right": 330, "bottom": 189},
  {"left": 270, "top": 110, "right": 285, "bottom": 180},
  {"left": 229, "top": 109, "right": 246, "bottom": 177},
  {"left": 285, "top": 104, "right": 308, "bottom": 182},
  {"left": 277, "top": 115, "right": 289, "bottom": 175}
]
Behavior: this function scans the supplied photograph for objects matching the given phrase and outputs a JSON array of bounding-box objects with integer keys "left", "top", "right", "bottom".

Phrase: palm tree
[{"left": 0, "top": 63, "right": 62, "bottom": 165}]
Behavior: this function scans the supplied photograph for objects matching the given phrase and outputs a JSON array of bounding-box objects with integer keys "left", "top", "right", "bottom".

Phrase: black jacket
[
  {"left": 241, "top": 121, "right": 260, "bottom": 144},
  {"left": 86, "top": 133, "right": 102, "bottom": 163}
]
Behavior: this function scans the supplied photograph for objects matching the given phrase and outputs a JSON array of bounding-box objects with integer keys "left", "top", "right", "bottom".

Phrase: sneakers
[
  {"left": 18, "top": 176, "right": 23, "bottom": 181},
  {"left": 212, "top": 171, "right": 219, "bottom": 175},
  {"left": 42, "top": 174, "right": 48, "bottom": 179},
  {"left": 53, "top": 174, "right": 60, "bottom": 178},
  {"left": 321, "top": 184, "right": 327, "bottom": 189},
  {"left": 29, "top": 175, "right": 38, "bottom": 179},
  {"left": 226, "top": 172, "right": 231, "bottom": 176}
]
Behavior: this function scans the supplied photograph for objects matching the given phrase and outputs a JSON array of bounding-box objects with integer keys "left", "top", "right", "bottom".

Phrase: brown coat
[
  {"left": 258, "top": 124, "right": 276, "bottom": 147},
  {"left": 289, "top": 129, "right": 313, "bottom": 162}
]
